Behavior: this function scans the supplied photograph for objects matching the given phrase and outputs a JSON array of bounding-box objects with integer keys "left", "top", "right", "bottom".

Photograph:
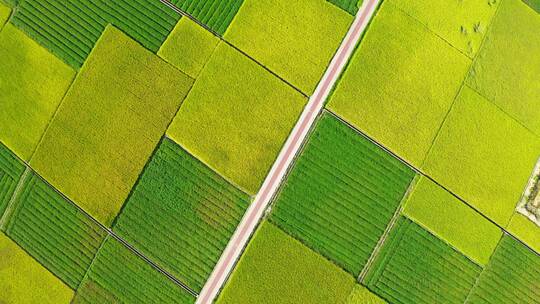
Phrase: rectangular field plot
[
  {"left": 11, "top": 0, "right": 180, "bottom": 67},
  {"left": 216, "top": 222, "right": 356, "bottom": 304},
  {"left": 0, "top": 3, "right": 10, "bottom": 27},
  {"left": 0, "top": 232, "right": 73, "bottom": 303},
  {"left": 0, "top": 143, "right": 25, "bottom": 217},
  {"left": 467, "top": 235, "right": 540, "bottom": 303},
  {"left": 170, "top": 0, "right": 244, "bottom": 35},
  {"left": 270, "top": 113, "right": 415, "bottom": 275},
  {"left": 5, "top": 172, "right": 107, "bottom": 290},
  {"left": 113, "top": 138, "right": 250, "bottom": 292},
  {"left": 73, "top": 237, "right": 195, "bottom": 304},
  {"left": 30, "top": 26, "right": 194, "bottom": 227},
  {"left": 327, "top": 3, "right": 470, "bottom": 166},
  {"left": 364, "top": 216, "right": 482, "bottom": 304}
]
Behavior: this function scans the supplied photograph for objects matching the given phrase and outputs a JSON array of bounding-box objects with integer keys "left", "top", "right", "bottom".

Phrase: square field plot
[
  {"left": 403, "top": 177, "right": 502, "bottom": 266},
  {"left": 224, "top": 0, "right": 352, "bottom": 94},
  {"left": 30, "top": 26, "right": 194, "bottom": 227},
  {"left": 466, "top": 0, "right": 540, "bottom": 136},
  {"left": 467, "top": 235, "right": 540, "bottom": 303},
  {"left": 386, "top": 0, "right": 500, "bottom": 57},
  {"left": 327, "top": 3, "right": 470, "bottom": 167},
  {"left": 0, "top": 24, "right": 75, "bottom": 161},
  {"left": 167, "top": 42, "right": 306, "bottom": 195},
  {"left": 73, "top": 237, "right": 195, "bottom": 304},
  {"left": 0, "top": 143, "right": 25, "bottom": 217},
  {"left": 216, "top": 222, "right": 356, "bottom": 304},
  {"left": 422, "top": 86, "right": 540, "bottom": 227},
  {"left": 270, "top": 113, "right": 415, "bottom": 275},
  {"left": 0, "top": 232, "right": 73, "bottom": 304},
  {"left": 364, "top": 216, "right": 482, "bottom": 304},
  {"left": 113, "top": 138, "right": 250, "bottom": 292}
]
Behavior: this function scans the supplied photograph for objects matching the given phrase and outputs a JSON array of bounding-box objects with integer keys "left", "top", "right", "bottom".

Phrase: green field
[
  {"left": 403, "top": 177, "right": 502, "bottom": 265},
  {"left": 158, "top": 17, "right": 219, "bottom": 78},
  {"left": 466, "top": 0, "right": 540, "bottom": 136},
  {"left": 524, "top": 0, "right": 540, "bottom": 11},
  {"left": 0, "top": 3, "right": 9, "bottom": 27},
  {"left": 346, "top": 284, "right": 386, "bottom": 304},
  {"left": 73, "top": 236, "right": 195, "bottom": 304},
  {"left": 0, "top": 232, "right": 73, "bottom": 303},
  {"left": 30, "top": 26, "right": 194, "bottom": 226},
  {"left": 270, "top": 113, "right": 415, "bottom": 275},
  {"left": 5, "top": 172, "right": 107, "bottom": 289},
  {"left": 0, "top": 143, "right": 25, "bottom": 217},
  {"left": 467, "top": 235, "right": 540, "bottom": 303},
  {"left": 167, "top": 42, "right": 306, "bottom": 194},
  {"left": 507, "top": 212, "right": 540, "bottom": 254},
  {"left": 423, "top": 86, "right": 540, "bottom": 227},
  {"left": 113, "top": 138, "right": 250, "bottom": 292},
  {"left": 11, "top": 0, "right": 180, "bottom": 67},
  {"left": 387, "top": 0, "right": 499, "bottom": 57},
  {"left": 217, "top": 222, "right": 356, "bottom": 304},
  {"left": 329, "top": 0, "right": 362, "bottom": 15},
  {"left": 328, "top": 3, "right": 470, "bottom": 167},
  {"left": 0, "top": 24, "right": 75, "bottom": 161},
  {"left": 170, "top": 0, "right": 243, "bottom": 35},
  {"left": 365, "top": 216, "right": 482, "bottom": 304},
  {"left": 224, "top": 0, "right": 352, "bottom": 94}
]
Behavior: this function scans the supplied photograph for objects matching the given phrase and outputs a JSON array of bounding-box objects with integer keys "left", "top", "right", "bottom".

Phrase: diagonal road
[{"left": 195, "top": 0, "right": 381, "bottom": 302}]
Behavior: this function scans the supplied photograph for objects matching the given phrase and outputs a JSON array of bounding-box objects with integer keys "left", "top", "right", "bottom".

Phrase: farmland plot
[
  {"left": 169, "top": 0, "right": 244, "bottom": 35},
  {"left": 30, "top": 26, "right": 193, "bottom": 226},
  {"left": 270, "top": 113, "right": 415, "bottom": 275},
  {"left": 73, "top": 236, "right": 195, "bottom": 304},
  {"left": 0, "top": 24, "right": 75, "bottom": 161},
  {"left": 467, "top": 235, "right": 540, "bottom": 303},
  {"left": 5, "top": 172, "right": 107, "bottom": 289},
  {"left": 327, "top": 2, "right": 470, "bottom": 166},
  {"left": 0, "top": 232, "right": 73, "bottom": 303},
  {"left": 364, "top": 216, "right": 482, "bottom": 304},
  {"left": 0, "top": 3, "right": 9, "bottom": 27},
  {"left": 216, "top": 222, "right": 355, "bottom": 304},
  {"left": 507, "top": 212, "right": 540, "bottom": 254},
  {"left": 11, "top": 0, "right": 180, "bottom": 67},
  {"left": 328, "top": 0, "right": 362, "bottom": 15},
  {"left": 346, "top": 284, "right": 386, "bottom": 304},
  {"left": 113, "top": 138, "right": 250, "bottom": 292},
  {"left": 0, "top": 143, "right": 25, "bottom": 217}
]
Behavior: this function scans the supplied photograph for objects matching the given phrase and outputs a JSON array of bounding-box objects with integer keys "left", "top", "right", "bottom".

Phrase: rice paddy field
[{"left": 1, "top": 0, "right": 539, "bottom": 303}]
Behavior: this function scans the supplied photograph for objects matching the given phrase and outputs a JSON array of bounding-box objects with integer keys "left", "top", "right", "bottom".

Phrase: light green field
[
  {"left": 466, "top": 0, "right": 540, "bottom": 136},
  {"left": 216, "top": 222, "right": 355, "bottom": 304},
  {"left": 224, "top": 0, "right": 352, "bottom": 94},
  {"left": 167, "top": 42, "right": 306, "bottom": 194},
  {"left": 346, "top": 285, "right": 386, "bottom": 304},
  {"left": 403, "top": 176, "right": 502, "bottom": 266},
  {"left": 0, "top": 3, "right": 9, "bottom": 27},
  {"left": 423, "top": 86, "right": 540, "bottom": 227},
  {"left": 327, "top": 3, "right": 470, "bottom": 167},
  {"left": 507, "top": 212, "right": 540, "bottom": 254},
  {"left": 0, "top": 24, "right": 75, "bottom": 161},
  {"left": 387, "top": 0, "right": 499, "bottom": 57},
  {"left": 158, "top": 17, "right": 219, "bottom": 79},
  {"left": 0, "top": 232, "right": 73, "bottom": 303},
  {"left": 31, "top": 26, "right": 194, "bottom": 226}
]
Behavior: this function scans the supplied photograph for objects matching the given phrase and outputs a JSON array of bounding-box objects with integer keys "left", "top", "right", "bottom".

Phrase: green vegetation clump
[
  {"left": 0, "top": 143, "right": 25, "bottom": 217},
  {"left": 346, "top": 284, "right": 386, "bottom": 304},
  {"left": 225, "top": 0, "right": 352, "bottom": 94},
  {"left": 73, "top": 237, "right": 195, "bottom": 304},
  {"left": 5, "top": 172, "right": 107, "bottom": 289},
  {"left": 30, "top": 26, "right": 194, "bottom": 226},
  {"left": 327, "top": 3, "right": 470, "bottom": 167},
  {"left": 386, "top": 0, "right": 499, "bottom": 57},
  {"left": 158, "top": 17, "right": 220, "bottom": 78},
  {"left": 467, "top": 235, "right": 540, "bottom": 303},
  {"left": 217, "top": 222, "right": 356, "bottom": 304},
  {"left": 403, "top": 176, "right": 502, "bottom": 266},
  {"left": 270, "top": 113, "right": 415, "bottom": 275},
  {"left": 0, "top": 24, "right": 75, "bottom": 161},
  {"left": 365, "top": 216, "right": 482, "bottom": 304},
  {"left": 167, "top": 42, "right": 306, "bottom": 195},
  {"left": 170, "top": 0, "right": 244, "bottom": 35},
  {"left": 422, "top": 86, "right": 540, "bottom": 227},
  {"left": 466, "top": 0, "right": 540, "bottom": 136},
  {"left": 113, "top": 138, "right": 250, "bottom": 292},
  {"left": 0, "top": 232, "right": 74, "bottom": 303},
  {"left": 11, "top": 0, "right": 180, "bottom": 67}
]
